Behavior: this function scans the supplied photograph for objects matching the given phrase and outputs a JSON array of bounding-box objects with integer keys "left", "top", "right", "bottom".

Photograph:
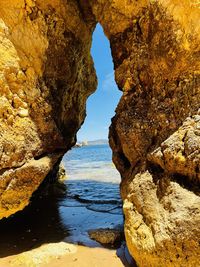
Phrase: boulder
[{"left": 88, "top": 228, "right": 124, "bottom": 247}]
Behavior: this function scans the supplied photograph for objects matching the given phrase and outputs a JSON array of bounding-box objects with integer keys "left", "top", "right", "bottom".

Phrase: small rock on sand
[{"left": 88, "top": 228, "right": 124, "bottom": 247}]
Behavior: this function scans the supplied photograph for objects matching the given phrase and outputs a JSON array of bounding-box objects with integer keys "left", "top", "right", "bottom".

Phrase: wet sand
[
  {"left": 0, "top": 186, "right": 133, "bottom": 267},
  {"left": 0, "top": 145, "right": 134, "bottom": 266}
]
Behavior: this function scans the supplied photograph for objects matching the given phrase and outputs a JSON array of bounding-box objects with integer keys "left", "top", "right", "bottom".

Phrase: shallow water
[
  {"left": 0, "top": 144, "right": 123, "bottom": 257},
  {"left": 61, "top": 144, "right": 123, "bottom": 245},
  {"left": 63, "top": 144, "right": 121, "bottom": 183},
  {"left": 62, "top": 144, "right": 122, "bottom": 214}
]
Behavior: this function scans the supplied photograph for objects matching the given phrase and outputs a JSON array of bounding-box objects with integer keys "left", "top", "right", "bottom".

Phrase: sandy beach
[
  {"left": 0, "top": 187, "right": 133, "bottom": 267},
  {"left": 0, "top": 145, "right": 135, "bottom": 267},
  {"left": 0, "top": 242, "right": 129, "bottom": 267}
]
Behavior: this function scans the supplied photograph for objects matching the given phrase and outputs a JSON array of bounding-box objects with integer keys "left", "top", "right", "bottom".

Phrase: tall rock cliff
[
  {"left": 0, "top": 0, "right": 97, "bottom": 218},
  {"left": 0, "top": 1, "right": 199, "bottom": 266},
  {"left": 91, "top": 1, "right": 199, "bottom": 266}
]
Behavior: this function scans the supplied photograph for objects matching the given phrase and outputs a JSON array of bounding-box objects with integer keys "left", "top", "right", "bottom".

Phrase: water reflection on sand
[
  {"left": 0, "top": 145, "right": 124, "bottom": 264},
  {"left": 0, "top": 180, "right": 123, "bottom": 258},
  {"left": 0, "top": 193, "right": 67, "bottom": 257}
]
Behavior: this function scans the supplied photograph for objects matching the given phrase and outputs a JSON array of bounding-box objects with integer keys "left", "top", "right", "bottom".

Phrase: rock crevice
[{"left": 0, "top": 1, "right": 199, "bottom": 266}]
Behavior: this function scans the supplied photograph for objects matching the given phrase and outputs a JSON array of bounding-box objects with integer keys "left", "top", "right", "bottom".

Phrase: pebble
[{"left": 18, "top": 108, "right": 29, "bottom": 118}]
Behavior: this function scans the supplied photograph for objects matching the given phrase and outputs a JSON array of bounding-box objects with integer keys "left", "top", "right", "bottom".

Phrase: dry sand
[
  {"left": 44, "top": 244, "right": 125, "bottom": 267},
  {"left": 0, "top": 242, "right": 126, "bottom": 267}
]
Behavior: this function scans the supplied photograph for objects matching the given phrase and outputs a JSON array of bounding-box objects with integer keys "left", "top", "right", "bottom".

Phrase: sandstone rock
[
  {"left": 0, "top": 154, "right": 62, "bottom": 219},
  {"left": 56, "top": 163, "right": 67, "bottom": 182},
  {"left": 18, "top": 108, "right": 29, "bottom": 118},
  {"left": 0, "top": 1, "right": 199, "bottom": 266},
  {"left": 84, "top": 0, "right": 200, "bottom": 267},
  {"left": 35, "top": 162, "right": 67, "bottom": 197},
  {"left": 0, "top": 0, "right": 96, "bottom": 218},
  {"left": 96, "top": 1, "right": 200, "bottom": 266},
  {"left": 88, "top": 228, "right": 124, "bottom": 247},
  {"left": 148, "top": 115, "right": 200, "bottom": 182},
  {"left": 123, "top": 171, "right": 200, "bottom": 267}
]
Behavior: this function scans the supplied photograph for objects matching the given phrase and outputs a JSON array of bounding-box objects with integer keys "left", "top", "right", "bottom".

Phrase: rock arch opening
[
  {"left": 0, "top": 1, "right": 199, "bottom": 266},
  {"left": 60, "top": 23, "right": 124, "bottom": 246},
  {"left": 77, "top": 23, "right": 122, "bottom": 144},
  {"left": 0, "top": 21, "right": 125, "bottom": 261}
]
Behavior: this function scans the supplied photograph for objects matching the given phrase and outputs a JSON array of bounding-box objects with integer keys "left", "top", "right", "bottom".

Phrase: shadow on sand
[
  {"left": 0, "top": 180, "right": 135, "bottom": 267},
  {"left": 0, "top": 193, "right": 68, "bottom": 258}
]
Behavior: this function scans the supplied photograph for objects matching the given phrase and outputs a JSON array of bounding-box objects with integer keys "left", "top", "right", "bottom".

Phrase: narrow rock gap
[
  {"left": 77, "top": 23, "right": 122, "bottom": 142},
  {"left": 60, "top": 23, "right": 124, "bottom": 247},
  {"left": 0, "top": 24, "right": 125, "bottom": 263}
]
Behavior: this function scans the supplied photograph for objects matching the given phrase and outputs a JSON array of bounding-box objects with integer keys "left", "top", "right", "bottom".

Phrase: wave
[
  {"left": 60, "top": 197, "right": 123, "bottom": 215},
  {"left": 86, "top": 204, "right": 122, "bottom": 213},
  {"left": 72, "top": 195, "right": 121, "bottom": 205}
]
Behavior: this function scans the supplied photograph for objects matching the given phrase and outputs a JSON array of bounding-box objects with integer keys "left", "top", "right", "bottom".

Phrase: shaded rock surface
[
  {"left": 100, "top": 1, "right": 200, "bottom": 266},
  {"left": 0, "top": 1, "right": 200, "bottom": 267},
  {"left": 0, "top": 0, "right": 96, "bottom": 218},
  {"left": 88, "top": 228, "right": 124, "bottom": 247},
  {"left": 148, "top": 115, "right": 200, "bottom": 182}
]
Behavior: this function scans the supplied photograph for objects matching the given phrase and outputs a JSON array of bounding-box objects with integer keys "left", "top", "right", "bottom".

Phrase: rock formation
[
  {"left": 0, "top": 0, "right": 199, "bottom": 266},
  {"left": 88, "top": 228, "right": 124, "bottom": 247},
  {"left": 0, "top": 0, "right": 97, "bottom": 218},
  {"left": 103, "top": 1, "right": 200, "bottom": 266}
]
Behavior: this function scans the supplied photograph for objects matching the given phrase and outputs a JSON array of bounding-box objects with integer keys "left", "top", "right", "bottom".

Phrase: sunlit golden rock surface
[
  {"left": 0, "top": 0, "right": 97, "bottom": 218},
  {"left": 0, "top": 1, "right": 199, "bottom": 266}
]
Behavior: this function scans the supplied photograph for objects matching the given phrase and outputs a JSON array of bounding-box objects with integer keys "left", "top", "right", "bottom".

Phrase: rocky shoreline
[
  {"left": 0, "top": 187, "right": 132, "bottom": 267},
  {"left": 0, "top": 1, "right": 199, "bottom": 266}
]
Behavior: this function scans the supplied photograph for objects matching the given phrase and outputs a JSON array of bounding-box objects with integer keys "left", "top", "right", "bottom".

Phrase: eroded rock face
[
  {"left": 0, "top": 0, "right": 97, "bottom": 218},
  {"left": 148, "top": 115, "right": 200, "bottom": 182},
  {"left": 0, "top": 1, "right": 199, "bottom": 266},
  {"left": 88, "top": 228, "right": 123, "bottom": 247},
  {"left": 95, "top": 1, "right": 200, "bottom": 266}
]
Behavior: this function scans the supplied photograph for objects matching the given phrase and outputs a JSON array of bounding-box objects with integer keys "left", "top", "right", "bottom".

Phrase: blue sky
[{"left": 77, "top": 24, "right": 122, "bottom": 141}]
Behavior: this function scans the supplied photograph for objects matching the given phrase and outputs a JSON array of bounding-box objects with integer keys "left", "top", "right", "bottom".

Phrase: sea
[
  {"left": 63, "top": 144, "right": 120, "bottom": 183},
  {"left": 60, "top": 144, "right": 123, "bottom": 245},
  {"left": 62, "top": 143, "right": 122, "bottom": 210}
]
